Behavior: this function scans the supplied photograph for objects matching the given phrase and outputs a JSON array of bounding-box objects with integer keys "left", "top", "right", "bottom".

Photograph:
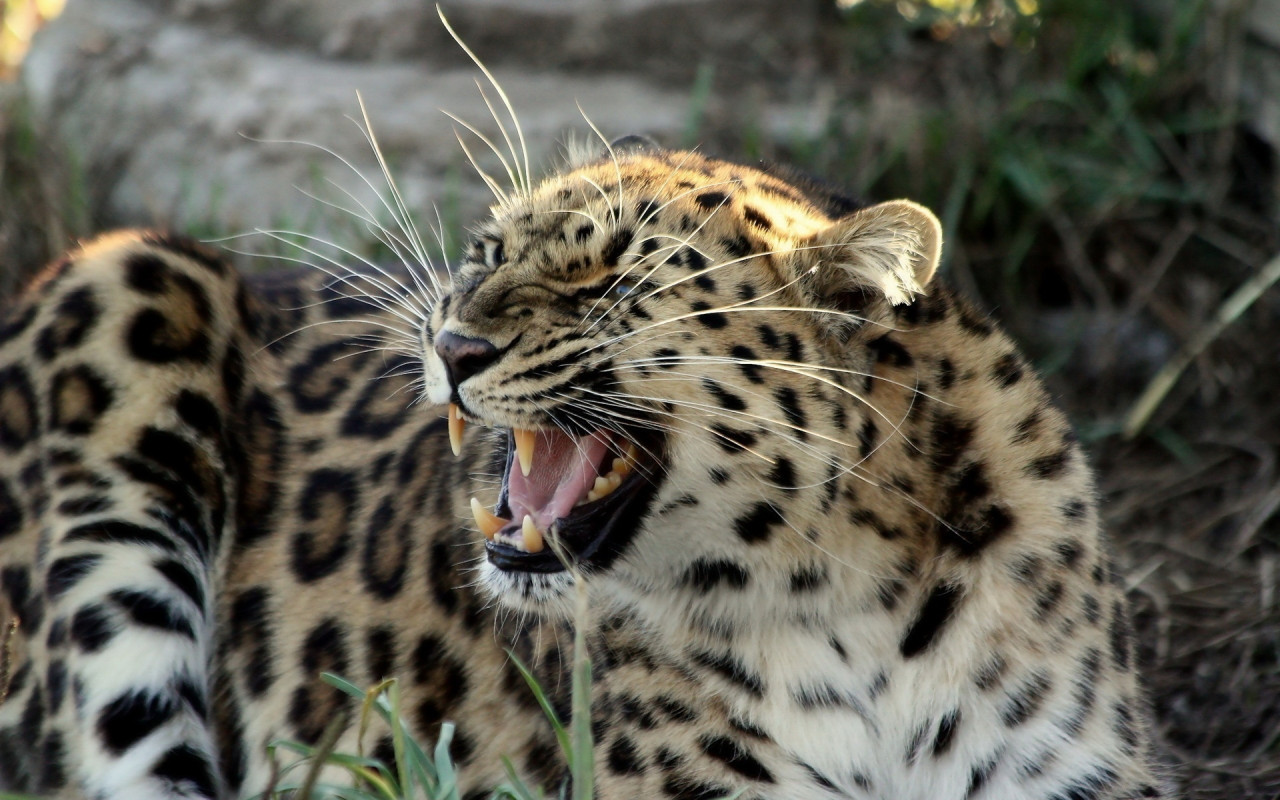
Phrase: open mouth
[{"left": 451, "top": 405, "right": 663, "bottom": 574}]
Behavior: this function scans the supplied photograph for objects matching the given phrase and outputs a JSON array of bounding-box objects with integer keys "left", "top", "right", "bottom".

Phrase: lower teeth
[{"left": 520, "top": 515, "right": 544, "bottom": 553}]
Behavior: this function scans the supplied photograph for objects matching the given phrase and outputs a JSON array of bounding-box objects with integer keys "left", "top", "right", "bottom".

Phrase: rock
[{"left": 20, "top": 0, "right": 821, "bottom": 265}]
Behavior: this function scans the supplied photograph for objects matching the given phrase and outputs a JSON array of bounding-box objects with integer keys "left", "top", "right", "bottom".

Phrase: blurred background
[{"left": 2, "top": 0, "right": 1279, "bottom": 796}]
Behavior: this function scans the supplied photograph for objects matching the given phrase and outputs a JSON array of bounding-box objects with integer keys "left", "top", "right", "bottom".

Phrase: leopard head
[{"left": 418, "top": 142, "right": 941, "bottom": 619}]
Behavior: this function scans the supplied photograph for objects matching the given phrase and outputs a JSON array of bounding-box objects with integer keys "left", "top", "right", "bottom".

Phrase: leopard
[{"left": 0, "top": 134, "right": 1170, "bottom": 799}]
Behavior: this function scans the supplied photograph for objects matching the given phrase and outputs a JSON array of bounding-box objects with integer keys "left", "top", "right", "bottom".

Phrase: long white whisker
[
  {"left": 605, "top": 352, "right": 953, "bottom": 408},
  {"left": 578, "top": 176, "right": 615, "bottom": 222},
  {"left": 453, "top": 130, "right": 511, "bottom": 208},
  {"left": 237, "top": 126, "right": 439, "bottom": 298},
  {"left": 429, "top": 203, "right": 456, "bottom": 277},
  {"left": 475, "top": 83, "right": 529, "bottom": 195},
  {"left": 442, "top": 106, "right": 522, "bottom": 197},
  {"left": 609, "top": 354, "right": 910, "bottom": 434},
  {"left": 581, "top": 179, "right": 740, "bottom": 333},
  {"left": 540, "top": 208, "right": 609, "bottom": 232},
  {"left": 438, "top": 6, "right": 530, "bottom": 194},
  {"left": 249, "top": 231, "right": 425, "bottom": 328},
  {"left": 354, "top": 93, "right": 436, "bottom": 279},
  {"left": 252, "top": 228, "right": 432, "bottom": 319},
  {"left": 291, "top": 180, "right": 421, "bottom": 283},
  {"left": 238, "top": 132, "right": 413, "bottom": 236},
  {"left": 245, "top": 317, "right": 416, "bottom": 358},
  {"left": 577, "top": 103, "right": 623, "bottom": 220},
  {"left": 632, "top": 151, "right": 707, "bottom": 229}
]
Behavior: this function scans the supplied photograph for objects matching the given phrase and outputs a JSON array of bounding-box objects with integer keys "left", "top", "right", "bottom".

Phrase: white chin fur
[{"left": 478, "top": 561, "right": 577, "bottom": 618}]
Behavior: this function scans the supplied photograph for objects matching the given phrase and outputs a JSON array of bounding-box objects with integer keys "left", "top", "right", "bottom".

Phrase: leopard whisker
[
  {"left": 577, "top": 163, "right": 729, "bottom": 323},
  {"left": 234, "top": 129, "right": 435, "bottom": 279},
  {"left": 603, "top": 373, "right": 872, "bottom": 463},
  {"left": 244, "top": 317, "right": 414, "bottom": 358},
  {"left": 252, "top": 228, "right": 433, "bottom": 321},
  {"left": 605, "top": 352, "right": 952, "bottom": 409},
  {"left": 439, "top": 6, "right": 530, "bottom": 194},
  {"left": 453, "top": 129, "right": 512, "bottom": 208},
  {"left": 546, "top": 390, "right": 683, "bottom": 452},
  {"left": 578, "top": 175, "right": 617, "bottom": 225},
  {"left": 235, "top": 116, "right": 443, "bottom": 306},
  {"left": 325, "top": 340, "right": 420, "bottom": 363},
  {"left": 292, "top": 181, "right": 437, "bottom": 304},
  {"left": 576, "top": 102, "right": 624, "bottom": 223},
  {"left": 353, "top": 93, "right": 442, "bottom": 290},
  {"left": 631, "top": 153, "right": 718, "bottom": 230},
  {"left": 564, "top": 387, "right": 778, "bottom": 468},
  {"left": 542, "top": 398, "right": 671, "bottom": 481},
  {"left": 600, "top": 375, "right": 918, "bottom": 490},
  {"left": 592, "top": 304, "right": 899, "bottom": 360},
  {"left": 625, "top": 239, "right": 845, "bottom": 308},
  {"left": 472, "top": 82, "right": 529, "bottom": 195},
  {"left": 607, "top": 354, "right": 912, "bottom": 438},
  {"left": 288, "top": 168, "right": 445, "bottom": 302},
  {"left": 593, "top": 237, "right": 919, "bottom": 348},
  {"left": 262, "top": 265, "right": 421, "bottom": 336},
  {"left": 581, "top": 181, "right": 739, "bottom": 333},
  {"left": 616, "top": 353, "right": 952, "bottom": 404},
  {"left": 576, "top": 384, "right": 861, "bottom": 481},
  {"left": 442, "top": 105, "right": 523, "bottom": 200},
  {"left": 541, "top": 207, "right": 609, "bottom": 234}
]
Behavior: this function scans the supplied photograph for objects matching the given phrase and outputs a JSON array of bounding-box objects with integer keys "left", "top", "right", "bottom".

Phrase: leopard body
[{"left": 0, "top": 141, "right": 1166, "bottom": 799}]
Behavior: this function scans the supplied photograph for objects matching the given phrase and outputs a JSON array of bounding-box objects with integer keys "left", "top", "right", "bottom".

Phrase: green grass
[
  {"left": 771, "top": 0, "right": 1237, "bottom": 317},
  {"left": 765, "top": 0, "right": 1266, "bottom": 442}
]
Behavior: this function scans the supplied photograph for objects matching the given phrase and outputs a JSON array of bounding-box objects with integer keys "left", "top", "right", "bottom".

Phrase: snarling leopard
[{"left": 0, "top": 136, "right": 1168, "bottom": 799}]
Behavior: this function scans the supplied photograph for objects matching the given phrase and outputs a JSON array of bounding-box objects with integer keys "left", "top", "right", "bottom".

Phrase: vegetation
[
  {"left": 260, "top": 586, "right": 598, "bottom": 800},
  {"left": 0, "top": 0, "right": 63, "bottom": 79}
]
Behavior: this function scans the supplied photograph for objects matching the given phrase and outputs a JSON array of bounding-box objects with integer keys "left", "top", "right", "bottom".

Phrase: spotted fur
[{"left": 0, "top": 142, "right": 1167, "bottom": 799}]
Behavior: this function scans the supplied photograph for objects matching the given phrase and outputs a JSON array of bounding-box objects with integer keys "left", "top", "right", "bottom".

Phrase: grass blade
[
  {"left": 1123, "top": 249, "right": 1280, "bottom": 437},
  {"left": 505, "top": 650, "right": 572, "bottom": 762}
]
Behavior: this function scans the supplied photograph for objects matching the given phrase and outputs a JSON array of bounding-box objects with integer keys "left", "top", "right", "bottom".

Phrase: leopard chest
[{"left": 649, "top": 613, "right": 1025, "bottom": 800}]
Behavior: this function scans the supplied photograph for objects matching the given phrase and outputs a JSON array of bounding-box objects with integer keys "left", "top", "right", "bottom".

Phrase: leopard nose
[{"left": 433, "top": 330, "right": 500, "bottom": 390}]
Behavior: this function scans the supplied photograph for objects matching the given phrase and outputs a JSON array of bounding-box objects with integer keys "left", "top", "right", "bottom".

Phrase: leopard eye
[{"left": 612, "top": 277, "right": 638, "bottom": 298}]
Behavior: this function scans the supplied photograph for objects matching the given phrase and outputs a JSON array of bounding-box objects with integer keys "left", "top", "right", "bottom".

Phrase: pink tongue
[{"left": 508, "top": 430, "right": 611, "bottom": 531}]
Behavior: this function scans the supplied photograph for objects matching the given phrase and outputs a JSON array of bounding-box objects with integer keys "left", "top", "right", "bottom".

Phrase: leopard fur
[{"left": 0, "top": 142, "right": 1168, "bottom": 799}]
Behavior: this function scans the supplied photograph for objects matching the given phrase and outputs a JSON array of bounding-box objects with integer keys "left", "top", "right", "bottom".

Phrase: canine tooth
[
  {"left": 521, "top": 515, "right": 544, "bottom": 553},
  {"left": 612, "top": 457, "right": 630, "bottom": 476},
  {"left": 514, "top": 429, "right": 535, "bottom": 477},
  {"left": 448, "top": 404, "right": 465, "bottom": 457},
  {"left": 470, "top": 497, "right": 506, "bottom": 540},
  {"left": 625, "top": 442, "right": 638, "bottom": 462}
]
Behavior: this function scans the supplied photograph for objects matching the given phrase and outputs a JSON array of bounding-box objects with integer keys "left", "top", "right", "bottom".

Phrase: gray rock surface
[
  {"left": 19, "top": 0, "right": 1277, "bottom": 266},
  {"left": 18, "top": 0, "right": 827, "bottom": 259}
]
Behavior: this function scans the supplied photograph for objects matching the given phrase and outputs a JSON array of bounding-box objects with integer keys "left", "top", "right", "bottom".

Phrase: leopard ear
[
  {"left": 564, "top": 134, "right": 663, "bottom": 169},
  {"left": 793, "top": 200, "right": 941, "bottom": 310},
  {"left": 609, "top": 134, "right": 663, "bottom": 155}
]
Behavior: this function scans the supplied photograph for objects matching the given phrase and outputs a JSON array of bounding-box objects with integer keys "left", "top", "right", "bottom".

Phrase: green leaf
[
  {"left": 496, "top": 755, "right": 545, "bottom": 800},
  {"left": 434, "top": 721, "right": 460, "bottom": 800},
  {"left": 569, "top": 635, "right": 593, "bottom": 800},
  {"left": 505, "top": 651, "right": 572, "bottom": 765}
]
